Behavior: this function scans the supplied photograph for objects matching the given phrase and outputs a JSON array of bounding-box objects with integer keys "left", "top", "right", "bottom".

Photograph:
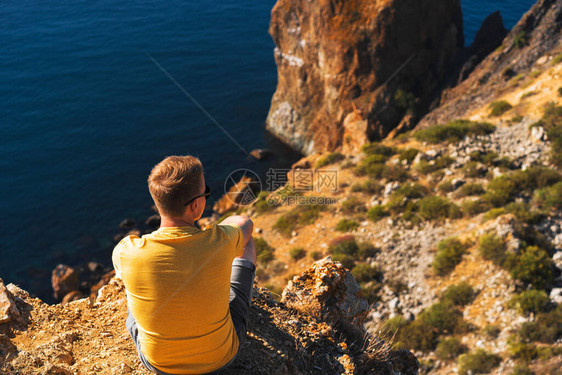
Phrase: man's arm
[
  {"left": 220, "top": 215, "right": 254, "bottom": 246},
  {"left": 220, "top": 215, "right": 256, "bottom": 264}
]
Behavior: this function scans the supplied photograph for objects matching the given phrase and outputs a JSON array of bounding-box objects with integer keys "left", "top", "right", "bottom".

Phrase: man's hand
[{"left": 219, "top": 215, "right": 254, "bottom": 246}]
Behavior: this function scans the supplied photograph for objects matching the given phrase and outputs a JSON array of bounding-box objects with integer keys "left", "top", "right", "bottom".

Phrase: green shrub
[
  {"left": 482, "top": 324, "right": 501, "bottom": 339},
  {"left": 289, "top": 247, "right": 306, "bottom": 261},
  {"left": 438, "top": 180, "right": 455, "bottom": 193},
  {"left": 456, "top": 182, "right": 485, "bottom": 198},
  {"left": 509, "top": 341, "right": 537, "bottom": 363},
  {"left": 463, "top": 161, "right": 486, "bottom": 178},
  {"left": 513, "top": 30, "right": 529, "bottom": 49},
  {"left": 361, "top": 143, "right": 397, "bottom": 157},
  {"left": 482, "top": 207, "right": 506, "bottom": 222},
  {"left": 533, "top": 104, "right": 562, "bottom": 168},
  {"left": 416, "top": 155, "right": 455, "bottom": 174},
  {"left": 505, "top": 202, "right": 543, "bottom": 224},
  {"left": 553, "top": 53, "right": 562, "bottom": 65},
  {"left": 418, "top": 196, "right": 461, "bottom": 221},
  {"left": 298, "top": 203, "right": 326, "bottom": 225},
  {"left": 381, "top": 164, "right": 410, "bottom": 181},
  {"left": 534, "top": 181, "right": 562, "bottom": 212},
  {"left": 558, "top": 87, "right": 562, "bottom": 97},
  {"left": 458, "top": 349, "right": 501, "bottom": 375},
  {"left": 435, "top": 337, "right": 466, "bottom": 360},
  {"left": 419, "top": 300, "right": 464, "bottom": 337},
  {"left": 479, "top": 233, "right": 507, "bottom": 267},
  {"left": 273, "top": 203, "right": 326, "bottom": 236},
  {"left": 329, "top": 235, "right": 359, "bottom": 257},
  {"left": 351, "top": 263, "right": 383, "bottom": 283},
  {"left": 469, "top": 151, "right": 499, "bottom": 165},
  {"left": 367, "top": 205, "right": 387, "bottom": 222},
  {"left": 432, "top": 237, "right": 467, "bottom": 276},
  {"left": 508, "top": 289, "right": 550, "bottom": 315},
  {"left": 483, "top": 175, "right": 518, "bottom": 207},
  {"left": 398, "top": 148, "right": 419, "bottom": 163},
  {"left": 462, "top": 198, "right": 491, "bottom": 217},
  {"left": 335, "top": 218, "right": 359, "bottom": 232},
  {"left": 394, "top": 89, "right": 416, "bottom": 114},
  {"left": 359, "top": 281, "right": 382, "bottom": 304},
  {"left": 254, "top": 237, "right": 275, "bottom": 264},
  {"left": 489, "top": 100, "right": 513, "bottom": 117},
  {"left": 511, "top": 365, "right": 535, "bottom": 375},
  {"left": 510, "top": 246, "right": 554, "bottom": 289},
  {"left": 413, "top": 120, "right": 495, "bottom": 144},
  {"left": 351, "top": 180, "right": 381, "bottom": 194},
  {"left": 310, "top": 250, "right": 323, "bottom": 260},
  {"left": 520, "top": 304, "right": 562, "bottom": 343},
  {"left": 316, "top": 152, "right": 344, "bottom": 168},
  {"left": 442, "top": 282, "right": 475, "bottom": 307},
  {"left": 341, "top": 196, "right": 366, "bottom": 214},
  {"left": 357, "top": 242, "right": 378, "bottom": 260}
]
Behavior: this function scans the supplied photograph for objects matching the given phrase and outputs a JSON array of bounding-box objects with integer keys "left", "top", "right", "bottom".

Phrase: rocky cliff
[{"left": 265, "top": 0, "right": 464, "bottom": 154}]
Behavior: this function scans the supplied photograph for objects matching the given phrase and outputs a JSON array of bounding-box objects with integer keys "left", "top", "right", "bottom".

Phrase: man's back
[{"left": 113, "top": 223, "right": 244, "bottom": 374}]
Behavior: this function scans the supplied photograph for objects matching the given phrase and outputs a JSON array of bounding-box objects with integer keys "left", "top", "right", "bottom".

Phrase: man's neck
[{"left": 159, "top": 215, "right": 195, "bottom": 228}]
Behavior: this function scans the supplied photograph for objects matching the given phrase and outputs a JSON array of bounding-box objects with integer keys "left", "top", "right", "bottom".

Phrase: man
[{"left": 112, "top": 155, "right": 256, "bottom": 375}]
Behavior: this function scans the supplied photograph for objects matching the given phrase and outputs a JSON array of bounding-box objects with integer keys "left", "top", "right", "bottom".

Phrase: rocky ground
[{"left": 0, "top": 259, "right": 419, "bottom": 375}]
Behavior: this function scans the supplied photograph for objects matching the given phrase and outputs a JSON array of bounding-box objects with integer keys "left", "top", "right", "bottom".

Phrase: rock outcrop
[
  {"left": 266, "top": 0, "right": 464, "bottom": 154},
  {"left": 417, "top": 0, "right": 562, "bottom": 128}
]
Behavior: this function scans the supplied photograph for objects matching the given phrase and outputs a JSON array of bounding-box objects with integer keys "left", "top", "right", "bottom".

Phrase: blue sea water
[{"left": 0, "top": 0, "right": 536, "bottom": 300}]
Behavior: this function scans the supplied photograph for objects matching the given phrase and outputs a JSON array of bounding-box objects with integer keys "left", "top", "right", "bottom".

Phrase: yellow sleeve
[
  {"left": 112, "top": 241, "right": 123, "bottom": 280},
  {"left": 218, "top": 223, "right": 244, "bottom": 258}
]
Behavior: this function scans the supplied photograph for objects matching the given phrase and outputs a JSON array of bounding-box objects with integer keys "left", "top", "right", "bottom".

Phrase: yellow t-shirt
[{"left": 112, "top": 223, "right": 244, "bottom": 374}]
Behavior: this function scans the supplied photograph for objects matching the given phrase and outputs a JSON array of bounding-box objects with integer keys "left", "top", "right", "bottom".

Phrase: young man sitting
[{"left": 112, "top": 155, "right": 256, "bottom": 374}]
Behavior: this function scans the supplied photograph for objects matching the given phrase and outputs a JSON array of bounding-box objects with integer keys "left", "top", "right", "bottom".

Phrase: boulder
[
  {"left": 250, "top": 149, "right": 273, "bottom": 161},
  {"left": 0, "top": 279, "right": 20, "bottom": 324},
  {"left": 282, "top": 257, "right": 368, "bottom": 325},
  {"left": 51, "top": 265, "right": 79, "bottom": 301}
]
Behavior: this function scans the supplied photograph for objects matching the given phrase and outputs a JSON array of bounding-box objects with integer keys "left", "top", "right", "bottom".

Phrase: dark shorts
[{"left": 126, "top": 257, "right": 256, "bottom": 375}]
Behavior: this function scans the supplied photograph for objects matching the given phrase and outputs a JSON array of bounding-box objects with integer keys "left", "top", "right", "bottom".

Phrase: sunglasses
[{"left": 184, "top": 185, "right": 211, "bottom": 206}]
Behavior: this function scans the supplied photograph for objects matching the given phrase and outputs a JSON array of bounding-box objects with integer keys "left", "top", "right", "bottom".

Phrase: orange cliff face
[{"left": 265, "top": 0, "right": 464, "bottom": 155}]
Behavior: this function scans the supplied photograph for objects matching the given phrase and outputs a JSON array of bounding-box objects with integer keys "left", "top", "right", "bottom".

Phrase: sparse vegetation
[
  {"left": 489, "top": 100, "right": 513, "bottom": 117},
  {"left": 435, "top": 337, "right": 467, "bottom": 360},
  {"left": 508, "top": 289, "right": 551, "bottom": 315},
  {"left": 273, "top": 202, "right": 326, "bottom": 236},
  {"left": 519, "top": 304, "right": 562, "bottom": 343},
  {"left": 513, "top": 30, "right": 529, "bottom": 49},
  {"left": 316, "top": 152, "right": 344, "bottom": 168},
  {"left": 398, "top": 148, "right": 419, "bottom": 163},
  {"left": 509, "top": 245, "right": 554, "bottom": 289},
  {"left": 341, "top": 196, "right": 366, "bottom": 214},
  {"left": 418, "top": 195, "right": 461, "bottom": 221},
  {"left": 456, "top": 182, "right": 485, "bottom": 198},
  {"left": 482, "top": 325, "right": 501, "bottom": 339},
  {"left": 367, "top": 205, "right": 387, "bottom": 222},
  {"left": 532, "top": 103, "right": 562, "bottom": 168},
  {"left": 289, "top": 247, "right": 306, "bottom": 261},
  {"left": 432, "top": 237, "right": 468, "bottom": 276},
  {"left": 413, "top": 120, "right": 495, "bottom": 144},
  {"left": 458, "top": 349, "right": 501, "bottom": 375},
  {"left": 335, "top": 218, "right": 359, "bottom": 232},
  {"left": 351, "top": 263, "right": 383, "bottom": 283},
  {"left": 415, "top": 155, "right": 455, "bottom": 174},
  {"left": 479, "top": 233, "right": 507, "bottom": 267},
  {"left": 351, "top": 180, "right": 381, "bottom": 194},
  {"left": 441, "top": 282, "right": 475, "bottom": 307}
]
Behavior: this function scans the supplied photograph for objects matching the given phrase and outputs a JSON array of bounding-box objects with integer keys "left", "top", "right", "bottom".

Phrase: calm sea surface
[{"left": 0, "top": 0, "right": 536, "bottom": 300}]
